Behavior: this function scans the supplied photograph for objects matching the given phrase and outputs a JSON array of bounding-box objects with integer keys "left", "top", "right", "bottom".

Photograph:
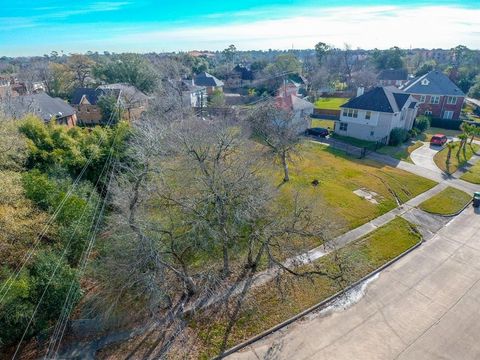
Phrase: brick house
[
  {"left": 400, "top": 70, "right": 465, "bottom": 120},
  {"left": 335, "top": 86, "right": 418, "bottom": 142},
  {"left": 71, "top": 84, "right": 149, "bottom": 125}
]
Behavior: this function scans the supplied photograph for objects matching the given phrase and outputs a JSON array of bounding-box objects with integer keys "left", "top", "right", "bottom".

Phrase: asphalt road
[{"left": 229, "top": 205, "right": 480, "bottom": 360}]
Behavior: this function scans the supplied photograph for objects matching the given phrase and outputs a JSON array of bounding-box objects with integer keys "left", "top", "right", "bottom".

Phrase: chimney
[{"left": 356, "top": 87, "right": 365, "bottom": 97}]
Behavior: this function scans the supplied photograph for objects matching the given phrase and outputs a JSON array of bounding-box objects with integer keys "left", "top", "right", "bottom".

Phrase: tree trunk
[
  {"left": 446, "top": 148, "right": 452, "bottom": 172},
  {"left": 281, "top": 151, "right": 289, "bottom": 182}
]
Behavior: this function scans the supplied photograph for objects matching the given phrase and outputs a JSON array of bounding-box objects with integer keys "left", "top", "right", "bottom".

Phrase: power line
[{"left": 0, "top": 97, "right": 122, "bottom": 304}]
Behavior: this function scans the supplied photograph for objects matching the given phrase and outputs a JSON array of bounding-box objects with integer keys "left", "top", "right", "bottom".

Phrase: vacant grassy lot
[
  {"left": 265, "top": 142, "right": 436, "bottom": 233},
  {"left": 311, "top": 118, "right": 335, "bottom": 130},
  {"left": 461, "top": 161, "right": 480, "bottom": 184},
  {"left": 433, "top": 142, "right": 480, "bottom": 174},
  {"left": 314, "top": 97, "right": 348, "bottom": 110},
  {"left": 419, "top": 186, "right": 471, "bottom": 215},
  {"left": 377, "top": 141, "right": 424, "bottom": 163},
  {"left": 194, "top": 217, "right": 421, "bottom": 358}
]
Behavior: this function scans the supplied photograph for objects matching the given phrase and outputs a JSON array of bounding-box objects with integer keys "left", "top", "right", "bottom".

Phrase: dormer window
[{"left": 421, "top": 78, "right": 430, "bottom": 86}]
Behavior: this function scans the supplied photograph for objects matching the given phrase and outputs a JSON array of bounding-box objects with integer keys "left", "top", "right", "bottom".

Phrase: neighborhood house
[
  {"left": 2, "top": 92, "right": 77, "bottom": 126},
  {"left": 401, "top": 70, "right": 465, "bottom": 120},
  {"left": 193, "top": 72, "right": 224, "bottom": 94},
  {"left": 71, "top": 83, "right": 149, "bottom": 125},
  {"left": 377, "top": 68, "right": 409, "bottom": 87},
  {"left": 335, "top": 86, "right": 418, "bottom": 142}
]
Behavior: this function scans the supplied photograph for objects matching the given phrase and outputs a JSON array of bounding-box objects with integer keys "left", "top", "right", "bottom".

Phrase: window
[
  {"left": 345, "top": 108, "right": 358, "bottom": 118},
  {"left": 425, "top": 110, "right": 432, "bottom": 116},
  {"left": 446, "top": 96, "right": 457, "bottom": 105},
  {"left": 339, "top": 123, "right": 348, "bottom": 131},
  {"left": 370, "top": 131, "right": 375, "bottom": 136},
  {"left": 419, "top": 95, "right": 426, "bottom": 103},
  {"left": 421, "top": 78, "right": 430, "bottom": 86},
  {"left": 365, "top": 111, "right": 371, "bottom": 120},
  {"left": 430, "top": 96, "right": 440, "bottom": 104},
  {"left": 443, "top": 110, "right": 454, "bottom": 120}
]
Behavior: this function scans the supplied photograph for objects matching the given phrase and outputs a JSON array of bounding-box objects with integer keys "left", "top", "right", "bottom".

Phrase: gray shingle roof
[
  {"left": 71, "top": 84, "right": 149, "bottom": 106},
  {"left": 6, "top": 92, "right": 75, "bottom": 122},
  {"left": 377, "top": 69, "right": 408, "bottom": 81},
  {"left": 71, "top": 88, "right": 100, "bottom": 105},
  {"left": 401, "top": 70, "right": 465, "bottom": 96},
  {"left": 340, "top": 86, "right": 413, "bottom": 113},
  {"left": 194, "top": 72, "right": 224, "bottom": 87}
]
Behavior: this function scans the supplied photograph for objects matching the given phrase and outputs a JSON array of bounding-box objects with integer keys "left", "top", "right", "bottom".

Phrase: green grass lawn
[
  {"left": 310, "top": 118, "right": 335, "bottom": 130},
  {"left": 461, "top": 161, "right": 480, "bottom": 184},
  {"left": 419, "top": 187, "right": 471, "bottom": 215},
  {"left": 194, "top": 217, "right": 421, "bottom": 358},
  {"left": 376, "top": 141, "right": 424, "bottom": 163},
  {"left": 433, "top": 142, "right": 480, "bottom": 174},
  {"left": 314, "top": 97, "right": 348, "bottom": 110},
  {"left": 330, "top": 133, "right": 377, "bottom": 148},
  {"left": 265, "top": 141, "right": 436, "bottom": 233}
]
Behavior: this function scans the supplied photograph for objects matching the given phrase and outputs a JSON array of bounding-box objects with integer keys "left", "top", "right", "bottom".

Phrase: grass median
[{"left": 419, "top": 186, "right": 471, "bottom": 215}]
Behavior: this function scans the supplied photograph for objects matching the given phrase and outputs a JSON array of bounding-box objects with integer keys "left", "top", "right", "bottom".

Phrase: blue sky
[{"left": 1, "top": 0, "right": 480, "bottom": 56}]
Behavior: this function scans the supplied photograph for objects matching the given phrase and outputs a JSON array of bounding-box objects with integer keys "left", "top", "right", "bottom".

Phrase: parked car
[
  {"left": 306, "top": 127, "right": 329, "bottom": 137},
  {"left": 430, "top": 134, "right": 448, "bottom": 146}
]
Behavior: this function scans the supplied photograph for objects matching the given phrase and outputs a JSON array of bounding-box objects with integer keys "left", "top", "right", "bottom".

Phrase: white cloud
[{"left": 115, "top": 5, "right": 480, "bottom": 51}]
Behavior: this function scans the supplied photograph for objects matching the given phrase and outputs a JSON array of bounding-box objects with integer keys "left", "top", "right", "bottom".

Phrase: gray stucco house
[{"left": 335, "top": 86, "right": 418, "bottom": 143}]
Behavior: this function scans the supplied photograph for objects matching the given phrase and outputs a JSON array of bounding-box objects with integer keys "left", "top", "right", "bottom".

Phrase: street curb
[{"left": 215, "top": 235, "right": 424, "bottom": 359}]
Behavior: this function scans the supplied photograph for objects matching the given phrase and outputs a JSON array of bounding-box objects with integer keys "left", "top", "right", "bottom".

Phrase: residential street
[{"left": 229, "top": 205, "right": 480, "bottom": 360}]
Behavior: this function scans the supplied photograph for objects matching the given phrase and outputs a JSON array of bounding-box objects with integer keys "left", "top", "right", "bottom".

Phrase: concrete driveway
[
  {"left": 229, "top": 206, "right": 480, "bottom": 360},
  {"left": 409, "top": 143, "right": 444, "bottom": 174}
]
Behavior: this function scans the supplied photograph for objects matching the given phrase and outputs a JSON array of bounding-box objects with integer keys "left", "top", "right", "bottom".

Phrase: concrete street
[{"left": 229, "top": 205, "right": 480, "bottom": 360}]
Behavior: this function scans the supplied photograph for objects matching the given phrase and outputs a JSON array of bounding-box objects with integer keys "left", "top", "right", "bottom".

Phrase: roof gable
[
  {"left": 401, "top": 70, "right": 465, "bottom": 96},
  {"left": 341, "top": 86, "right": 413, "bottom": 113}
]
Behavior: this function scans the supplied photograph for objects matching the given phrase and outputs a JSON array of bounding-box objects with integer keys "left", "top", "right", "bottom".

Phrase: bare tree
[
  {"left": 247, "top": 99, "right": 305, "bottom": 183},
  {"left": 89, "top": 112, "right": 334, "bottom": 358}
]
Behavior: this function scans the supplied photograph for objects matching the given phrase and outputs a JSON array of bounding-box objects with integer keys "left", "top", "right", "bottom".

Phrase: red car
[{"left": 430, "top": 134, "right": 448, "bottom": 146}]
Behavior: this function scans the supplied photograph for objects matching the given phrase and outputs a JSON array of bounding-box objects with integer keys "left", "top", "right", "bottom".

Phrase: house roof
[
  {"left": 233, "top": 65, "right": 254, "bottom": 81},
  {"left": 179, "top": 80, "right": 206, "bottom": 93},
  {"left": 340, "top": 86, "right": 414, "bottom": 113},
  {"left": 71, "top": 88, "right": 99, "bottom": 105},
  {"left": 71, "top": 84, "right": 149, "bottom": 106},
  {"left": 6, "top": 92, "right": 75, "bottom": 121},
  {"left": 97, "top": 83, "right": 149, "bottom": 103},
  {"left": 401, "top": 70, "right": 465, "bottom": 96},
  {"left": 276, "top": 93, "right": 314, "bottom": 112},
  {"left": 194, "top": 72, "right": 224, "bottom": 87},
  {"left": 377, "top": 69, "right": 408, "bottom": 81}
]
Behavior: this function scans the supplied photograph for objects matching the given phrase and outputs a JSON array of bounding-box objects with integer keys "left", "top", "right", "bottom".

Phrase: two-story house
[
  {"left": 335, "top": 86, "right": 418, "bottom": 142},
  {"left": 71, "top": 83, "right": 149, "bottom": 125},
  {"left": 401, "top": 70, "right": 465, "bottom": 120}
]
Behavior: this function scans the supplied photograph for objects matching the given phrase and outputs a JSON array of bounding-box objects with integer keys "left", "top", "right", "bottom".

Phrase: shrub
[
  {"left": 22, "top": 170, "right": 100, "bottom": 265},
  {"left": 389, "top": 128, "right": 409, "bottom": 146},
  {"left": 0, "top": 252, "right": 81, "bottom": 347},
  {"left": 414, "top": 116, "right": 430, "bottom": 133}
]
